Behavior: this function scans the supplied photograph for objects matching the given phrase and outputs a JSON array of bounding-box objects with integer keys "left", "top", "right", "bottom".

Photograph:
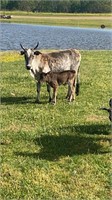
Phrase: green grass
[
  {"left": 0, "top": 11, "right": 112, "bottom": 28},
  {"left": 0, "top": 17, "right": 111, "bottom": 28},
  {"left": 1, "top": 50, "right": 112, "bottom": 199},
  {"left": 1, "top": 11, "right": 112, "bottom": 16}
]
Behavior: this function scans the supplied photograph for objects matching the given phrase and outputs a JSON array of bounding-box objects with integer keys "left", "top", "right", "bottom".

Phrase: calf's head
[
  {"left": 20, "top": 42, "right": 41, "bottom": 70},
  {"left": 40, "top": 73, "right": 48, "bottom": 82}
]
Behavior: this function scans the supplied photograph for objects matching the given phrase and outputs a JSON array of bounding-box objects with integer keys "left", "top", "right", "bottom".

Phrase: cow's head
[{"left": 20, "top": 42, "right": 41, "bottom": 70}]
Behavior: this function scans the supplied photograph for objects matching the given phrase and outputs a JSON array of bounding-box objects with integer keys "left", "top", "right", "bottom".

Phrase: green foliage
[
  {"left": 17, "top": 0, "right": 36, "bottom": 12},
  {"left": 1, "top": 0, "right": 111, "bottom": 13},
  {"left": 1, "top": 50, "right": 111, "bottom": 199},
  {"left": 80, "top": 0, "right": 112, "bottom": 13}
]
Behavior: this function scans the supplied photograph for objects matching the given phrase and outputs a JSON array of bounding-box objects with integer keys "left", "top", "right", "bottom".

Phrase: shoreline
[{"left": 0, "top": 12, "right": 112, "bottom": 28}]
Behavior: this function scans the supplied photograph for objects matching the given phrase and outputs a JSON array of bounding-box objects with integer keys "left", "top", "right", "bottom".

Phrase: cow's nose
[{"left": 26, "top": 65, "right": 31, "bottom": 70}]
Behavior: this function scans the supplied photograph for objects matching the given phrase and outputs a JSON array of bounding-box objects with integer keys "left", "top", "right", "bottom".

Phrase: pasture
[
  {"left": 1, "top": 50, "right": 111, "bottom": 199},
  {"left": 0, "top": 12, "right": 112, "bottom": 28}
]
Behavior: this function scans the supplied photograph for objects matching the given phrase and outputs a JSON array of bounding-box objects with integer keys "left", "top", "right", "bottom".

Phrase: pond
[{"left": 0, "top": 23, "right": 112, "bottom": 51}]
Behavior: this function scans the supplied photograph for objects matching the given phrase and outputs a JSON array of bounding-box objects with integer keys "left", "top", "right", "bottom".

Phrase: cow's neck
[{"left": 31, "top": 54, "right": 41, "bottom": 72}]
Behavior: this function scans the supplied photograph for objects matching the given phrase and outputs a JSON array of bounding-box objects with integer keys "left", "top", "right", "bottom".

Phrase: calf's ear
[
  {"left": 20, "top": 51, "right": 24, "bottom": 55},
  {"left": 40, "top": 73, "right": 46, "bottom": 80},
  {"left": 34, "top": 51, "right": 41, "bottom": 55}
]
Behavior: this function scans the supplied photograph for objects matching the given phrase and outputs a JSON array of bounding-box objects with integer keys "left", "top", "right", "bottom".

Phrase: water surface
[{"left": 0, "top": 23, "right": 112, "bottom": 50}]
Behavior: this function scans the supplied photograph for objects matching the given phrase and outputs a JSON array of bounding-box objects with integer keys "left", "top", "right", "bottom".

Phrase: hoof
[
  {"left": 51, "top": 100, "right": 56, "bottom": 105},
  {"left": 67, "top": 98, "right": 73, "bottom": 103},
  {"left": 66, "top": 95, "right": 69, "bottom": 99},
  {"left": 68, "top": 100, "right": 72, "bottom": 103},
  {"left": 76, "top": 92, "right": 79, "bottom": 96},
  {"left": 49, "top": 97, "right": 52, "bottom": 102},
  {"left": 35, "top": 99, "right": 41, "bottom": 104}
]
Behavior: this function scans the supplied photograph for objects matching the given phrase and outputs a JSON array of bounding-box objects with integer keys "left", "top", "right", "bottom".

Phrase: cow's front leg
[
  {"left": 35, "top": 81, "right": 41, "bottom": 103},
  {"left": 47, "top": 83, "right": 52, "bottom": 102}
]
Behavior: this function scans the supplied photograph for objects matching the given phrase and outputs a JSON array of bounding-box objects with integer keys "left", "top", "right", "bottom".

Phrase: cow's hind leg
[
  {"left": 35, "top": 81, "right": 41, "bottom": 103},
  {"left": 75, "top": 68, "right": 80, "bottom": 96}
]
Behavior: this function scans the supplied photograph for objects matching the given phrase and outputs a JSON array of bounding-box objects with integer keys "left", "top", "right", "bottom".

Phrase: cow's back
[{"left": 48, "top": 49, "right": 81, "bottom": 72}]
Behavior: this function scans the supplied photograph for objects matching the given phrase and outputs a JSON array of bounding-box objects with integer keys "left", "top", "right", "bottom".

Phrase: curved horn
[
  {"left": 34, "top": 42, "right": 39, "bottom": 50},
  {"left": 20, "top": 43, "right": 25, "bottom": 51}
]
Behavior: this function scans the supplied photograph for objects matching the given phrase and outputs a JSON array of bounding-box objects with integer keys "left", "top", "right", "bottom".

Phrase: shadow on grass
[
  {"left": 58, "top": 124, "right": 110, "bottom": 135},
  {"left": 15, "top": 124, "right": 110, "bottom": 161},
  {"left": 1, "top": 96, "right": 49, "bottom": 105},
  {"left": 1, "top": 96, "right": 36, "bottom": 104}
]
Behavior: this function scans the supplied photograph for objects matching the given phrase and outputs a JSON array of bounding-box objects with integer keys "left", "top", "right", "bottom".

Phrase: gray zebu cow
[{"left": 20, "top": 43, "right": 81, "bottom": 103}]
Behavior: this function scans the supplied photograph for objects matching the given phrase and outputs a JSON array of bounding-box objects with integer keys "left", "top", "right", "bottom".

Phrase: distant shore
[{"left": 0, "top": 11, "right": 112, "bottom": 28}]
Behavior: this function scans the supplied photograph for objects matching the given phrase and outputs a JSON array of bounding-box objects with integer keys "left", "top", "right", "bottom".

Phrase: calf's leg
[
  {"left": 36, "top": 81, "right": 41, "bottom": 103},
  {"left": 51, "top": 85, "right": 58, "bottom": 105},
  {"left": 66, "top": 85, "right": 70, "bottom": 99},
  {"left": 47, "top": 83, "right": 52, "bottom": 102},
  {"left": 71, "top": 84, "right": 75, "bottom": 101},
  {"left": 68, "top": 80, "right": 75, "bottom": 102}
]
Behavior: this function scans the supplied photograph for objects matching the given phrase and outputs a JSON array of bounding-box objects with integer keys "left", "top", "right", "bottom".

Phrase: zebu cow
[{"left": 20, "top": 43, "right": 81, "bottom": 103}]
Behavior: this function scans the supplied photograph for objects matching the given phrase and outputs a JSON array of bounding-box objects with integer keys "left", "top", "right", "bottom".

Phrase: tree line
[{"left": 1, "top": 0, "right": 111, "bottom": 13}]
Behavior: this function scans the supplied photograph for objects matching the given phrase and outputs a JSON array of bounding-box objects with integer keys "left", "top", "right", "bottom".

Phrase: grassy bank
[
  {"left": 1, "top": 11, "right": 112, "bottom": 16},
  {"left": 1, "top": 50, "right": 111, "bottom": 199},
  {"left": 0, "top": 11, "right": 112, "bottom": 28}
]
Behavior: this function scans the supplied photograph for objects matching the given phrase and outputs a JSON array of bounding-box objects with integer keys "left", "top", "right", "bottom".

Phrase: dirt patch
[{"left": 14, "top": 15, "right": 112, "bottom": 20}]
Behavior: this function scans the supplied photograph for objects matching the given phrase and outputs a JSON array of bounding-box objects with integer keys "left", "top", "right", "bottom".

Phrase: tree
[
  {"left": 1, "top": 0, "right": 9, "bottom": 10},
  {"left": 0, "top": 0, "right": 111, "bottom": 13},
  {"left": 17, "top": 0, "right": 36, "bottom": 12},
  {"left": 6, "top": 0, "right": 19, "bottom": 10},
  {"left": 70, "top": 0, "right": 81, "bottom": 13},
  {"left": 80, "top": 0, "right": 111, "bottom": 13}
]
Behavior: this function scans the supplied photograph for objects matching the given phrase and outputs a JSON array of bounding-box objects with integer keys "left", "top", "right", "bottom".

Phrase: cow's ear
[
  {"left": 20, "top": 51, "right": 24, "bottom": 55},
  {"left": 34, "top": 51, "right": 41, "bottom": 55}
]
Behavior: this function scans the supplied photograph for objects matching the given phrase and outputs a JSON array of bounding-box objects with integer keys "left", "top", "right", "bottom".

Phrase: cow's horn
[
  {"left": 20, "top": 43, "right": 25, "bottom": 51},
  {"left": 34, "top": 42, "right": 39, "bottom": 50}
]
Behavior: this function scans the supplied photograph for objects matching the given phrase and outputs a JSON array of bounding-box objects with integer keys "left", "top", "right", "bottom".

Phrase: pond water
[{"left": 0, "top": 23, "right": 112, "bottom": 51}]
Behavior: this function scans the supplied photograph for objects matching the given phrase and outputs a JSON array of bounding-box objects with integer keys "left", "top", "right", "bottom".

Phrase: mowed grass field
[
  {"left": 1, "top": 50, "right": 112, "bottom": 199},
  {"left": 0, "top": 11, "right": 112, "bottom": 28}
]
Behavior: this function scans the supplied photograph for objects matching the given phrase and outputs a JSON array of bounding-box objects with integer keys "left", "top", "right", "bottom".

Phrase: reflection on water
[{"left": 1, "top": 23, "right": 112, "bottom": 51}]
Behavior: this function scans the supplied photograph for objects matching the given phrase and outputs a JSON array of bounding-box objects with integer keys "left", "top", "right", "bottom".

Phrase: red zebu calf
[{"left": 40, "top": 70, "right": 76, "bottom": 104}]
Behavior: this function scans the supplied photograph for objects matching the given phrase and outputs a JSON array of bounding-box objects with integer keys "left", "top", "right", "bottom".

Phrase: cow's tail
[{"left": 75, "top": 67, "right": 80, "bottom": 96}]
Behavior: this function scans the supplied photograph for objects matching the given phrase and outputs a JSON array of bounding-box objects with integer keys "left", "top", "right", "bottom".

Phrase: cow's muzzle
[{"left": 26, "top": 65, "right": 31, "bottom": 70}]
